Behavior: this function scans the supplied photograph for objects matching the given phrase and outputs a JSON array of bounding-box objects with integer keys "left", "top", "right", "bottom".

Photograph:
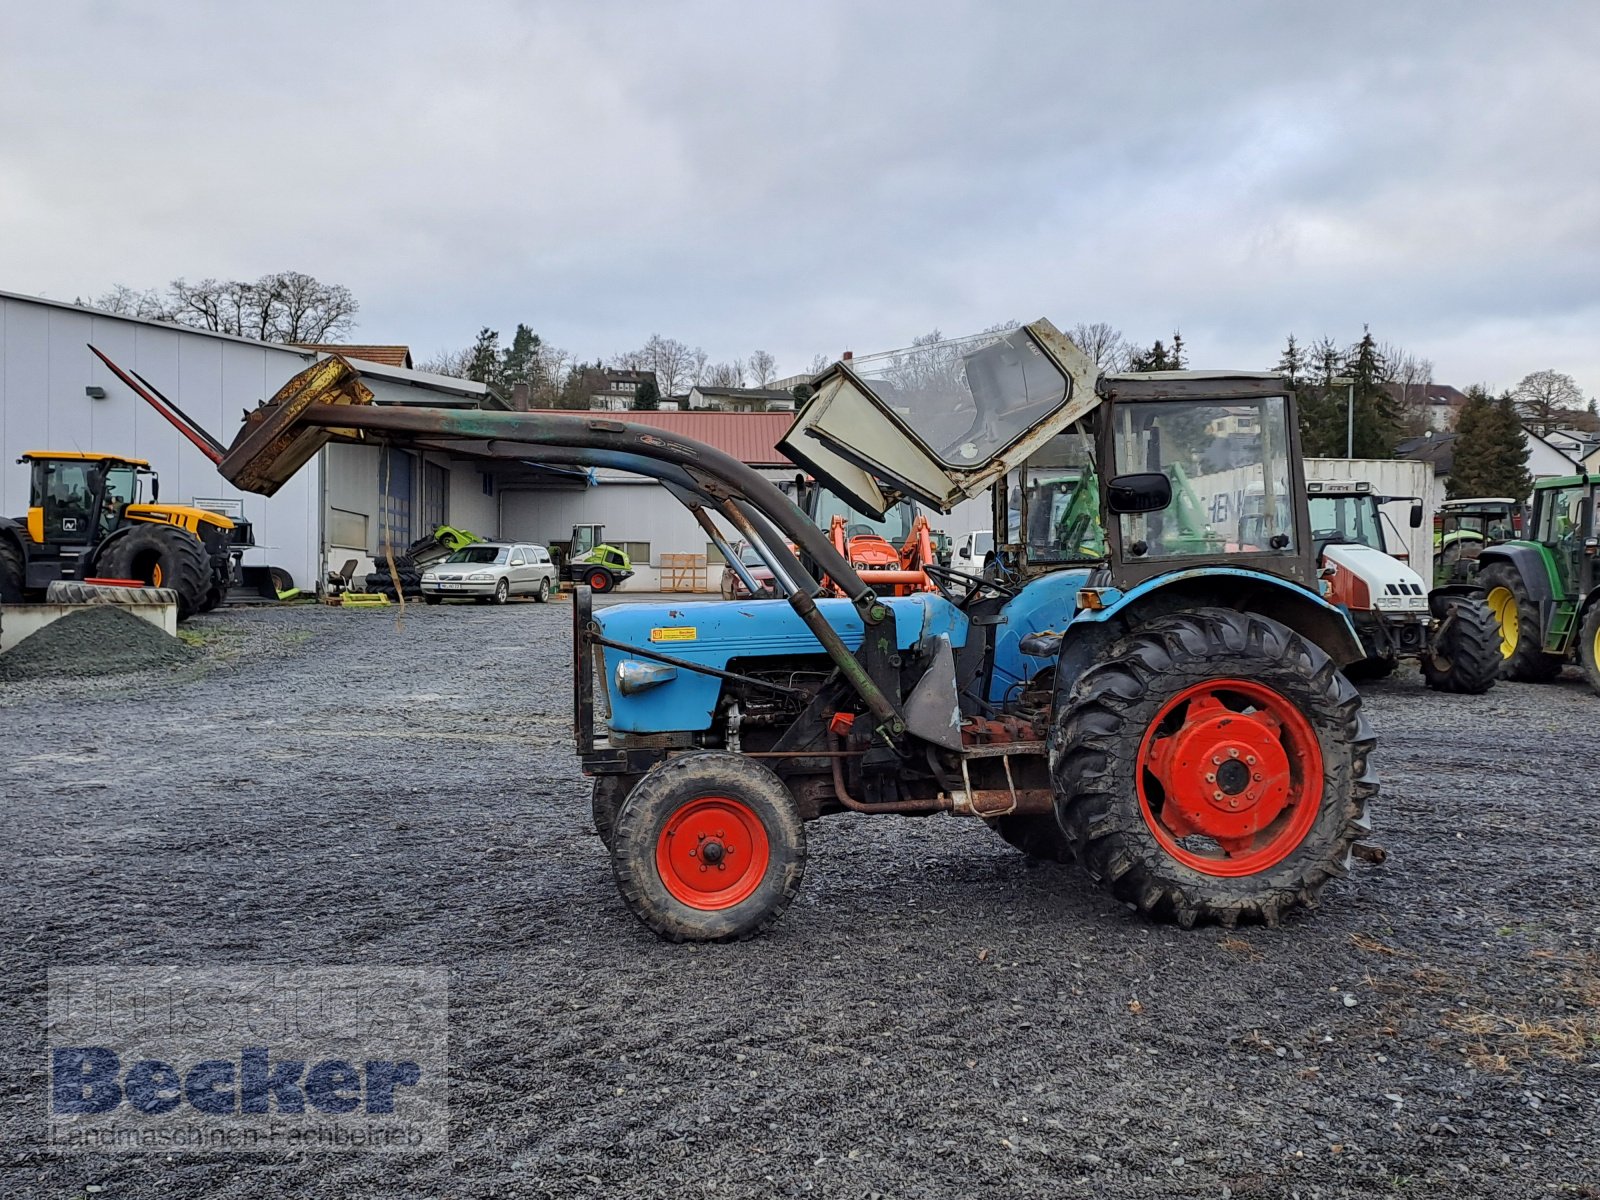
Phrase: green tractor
[
  {"left": 1434, "top": 497, "right": 1526, "bottom": 588},
  {"left": 1475, "top": 475, "right": 1600, "bottom": 693}
]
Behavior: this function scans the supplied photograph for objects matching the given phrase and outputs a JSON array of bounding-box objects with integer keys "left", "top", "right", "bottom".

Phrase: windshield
[
  {"left": 1309, "top": 494, "right": 1384, "bottom": 551},
  {"left": 447, "top": 546, "right": 509, "bottom": 565},
  {"left": 1007, "top": 429, "right": 1104, "bottom": 564},
  {"left": 847, "top": 327, "right": 1068, "bottom": 468},
  {"left": 815, "top": 491, "right": 913, "bottom": 544},
  {"left": 1112, "top": 396, "right": 1295, "bottom": 560}
]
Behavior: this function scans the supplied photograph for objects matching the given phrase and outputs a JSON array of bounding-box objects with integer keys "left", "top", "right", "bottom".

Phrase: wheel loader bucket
[{"left": 217, "top": 356, "right": 375, "bottom": 497}]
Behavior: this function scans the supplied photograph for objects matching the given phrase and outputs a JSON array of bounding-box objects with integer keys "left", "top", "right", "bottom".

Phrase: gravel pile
[
  {"left": 1, "top": 602, "right": 1595, "bottom": 1199},
  {"left": 0, "top": 606, "right": 196, "bottom": 681}
]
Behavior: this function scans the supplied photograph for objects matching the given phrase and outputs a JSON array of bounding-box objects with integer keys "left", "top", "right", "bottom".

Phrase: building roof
[
  {"left": 689, "top": 385, "right": 798, "bottom": 401},
  {"left": 294, "top": 343, "right": 413, "bottom": 369},
  {"left": 1384, "top": 381, "right": 1469, "bottom": 408},
  {"left": 530, "top": 408, "right": 796, "bottom": 466}
]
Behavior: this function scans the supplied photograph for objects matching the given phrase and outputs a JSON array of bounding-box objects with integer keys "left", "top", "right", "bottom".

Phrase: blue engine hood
[{"left": 593, "top": 594, "right": 969, "bottom": 735}]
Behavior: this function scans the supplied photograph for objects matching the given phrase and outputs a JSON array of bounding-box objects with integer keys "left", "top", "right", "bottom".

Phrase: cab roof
[{"left": 21, "top": 451, "right": 151, "bottom": 467}]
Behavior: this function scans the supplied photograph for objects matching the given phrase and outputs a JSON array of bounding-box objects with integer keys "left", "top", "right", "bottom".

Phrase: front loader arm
[{"left": 218, "top": 357, "right": 909, "bottom": 742}]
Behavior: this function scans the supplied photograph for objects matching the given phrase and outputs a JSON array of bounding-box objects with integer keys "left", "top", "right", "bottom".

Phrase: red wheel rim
[
  {"left": 589, "top": 571, "right": 608, "bottom": 589},
  {"left": 1136, "top": 678, "right": 1323, "bottom": 877},
  {"left": 655, "top": 796, "right": 770, "bottom": 910}
]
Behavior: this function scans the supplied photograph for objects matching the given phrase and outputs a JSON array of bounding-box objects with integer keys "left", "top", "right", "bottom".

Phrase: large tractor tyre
[
  {"left": 1053, "top": 607, "right": 1377, "bottom": 929},
  {"left": 96, "top": 525, "right": 210, "bottom": 620},
  {"left": 1420, "top": 598, "right": 1501, "bottom": 695},
  {"left": 610, "top": 752, "right": 806, "bottom": 942},
  {"left": 0, "top": 532, "right": 24, "bottom": 602},
  {"left": 1578, "top": 603, "right": 1600, "bottom": 698},
  {"left": 988, "top": 813, "right": 1073, "bottom": 863},
  {"left": 591, "top": 774, "right": 642, "bottom": 850},
  {"left": 1479, "top": 563, "right": 1563, "bottom": 682}
]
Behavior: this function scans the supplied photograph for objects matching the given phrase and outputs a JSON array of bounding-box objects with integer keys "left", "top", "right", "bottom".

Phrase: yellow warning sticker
[{"left": 649, "top": 626, "right": 698, "bottom": 643}]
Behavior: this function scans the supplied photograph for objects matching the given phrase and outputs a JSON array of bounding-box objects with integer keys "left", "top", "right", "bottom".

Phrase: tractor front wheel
[
  {"left": 97, "top": 525, "right": 210, "bottom": 619},
  {"left": 1053, "top": 607, "right": 1376, "bottom": 928},
  {"left": 1420, "top": 598, "right": 1501, "bottom": 694},
  {"left": 591, "top": 774, "right": 641, "bottom": 850},
  {"left": 585, "top": 568, "right": 615, "bottom": 594},
  {"left": 1578, "top": 603, "right": 1600, "bottom": 698},
  {"left": 610, "top": 752, "right": 805, "bottom": 942},
  {"left": 0, "top": 532, "right": 24, "bottom": 602},
  {"left": 1479, "top": 564, "right": 1563, "bottom": 681}
]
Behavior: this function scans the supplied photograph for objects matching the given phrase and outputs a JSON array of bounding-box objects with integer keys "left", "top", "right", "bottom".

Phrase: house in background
[
  {"left": 294, "top": 344, "right": 415, "bottom": 369},
  {"left": 686, "top": 384, "right": 795, "bottom": 412},
  {"left": 1384, "top": 381, "right": 1470, "bottom": 432},
  {"left": 585, "top": 367, "right": 657, "bottom": 411},
  {"left": 1396, "top": 425, "right": 1579, "bottom": 491}
]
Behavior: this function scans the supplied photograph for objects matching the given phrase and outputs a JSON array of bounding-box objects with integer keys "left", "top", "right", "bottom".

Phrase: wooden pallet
[{"left": 659, "top": 553, "right": 706, "bottom": 593}]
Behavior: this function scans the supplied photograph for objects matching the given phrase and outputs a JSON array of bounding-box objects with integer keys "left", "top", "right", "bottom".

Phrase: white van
[{"left": 951, "top": 530, "right": 993, "bottom": 577}]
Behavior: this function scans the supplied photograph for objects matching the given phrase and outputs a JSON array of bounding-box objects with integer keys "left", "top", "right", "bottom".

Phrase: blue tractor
[{"left": 219, "top": 323, "right": 1377, "bottom": 942}]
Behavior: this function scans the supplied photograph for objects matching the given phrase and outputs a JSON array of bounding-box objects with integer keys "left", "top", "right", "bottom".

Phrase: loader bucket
[{"left": 218, "top": 356, "right": 374, "bottom": 496}]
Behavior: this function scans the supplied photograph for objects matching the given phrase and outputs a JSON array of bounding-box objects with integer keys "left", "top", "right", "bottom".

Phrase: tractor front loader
[{"left": 217, "top": 324, "right": 1378, "bottom": 942}]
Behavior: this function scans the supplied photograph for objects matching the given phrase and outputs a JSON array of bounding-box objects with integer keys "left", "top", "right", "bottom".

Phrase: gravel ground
[{"left": 2, "top": 596, "right": 1597, "bottom": 1199}]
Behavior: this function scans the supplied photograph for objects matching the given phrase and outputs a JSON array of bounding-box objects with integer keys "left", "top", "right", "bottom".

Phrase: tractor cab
[
  {"left": 22, "top": 451, "right": 156, "bottom": 547},
  {"left": 780, "top": 319, "right": 1320, "bottom": 596},
  {"left": 1435, "top": 497, "right": 1526, "bottom": 586}
]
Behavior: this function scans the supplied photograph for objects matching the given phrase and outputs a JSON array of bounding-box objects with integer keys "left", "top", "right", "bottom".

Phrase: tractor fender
[
  {"left": 1059, "top": 567, "right": 1366, "bottom": 680},
  {"left": 1429, "top": 581, "right": 1486, "bottom": 619},
  {"left": 82, "top": 524, "right": 138, "bottom": 577},
  {"left": 1476, "top": 544, "right": 1557, "bottom": 602}
]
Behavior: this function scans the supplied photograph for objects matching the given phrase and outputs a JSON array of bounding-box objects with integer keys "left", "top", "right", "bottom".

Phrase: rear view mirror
[
  {"left": 1106, "top": 472, "right": 1173, "bottom": 515},
  {"left": 151, "top": 475, "right": 160, "bottom": 502},
  {"left": 1409, "top": 501, "right": 1423, "bottom": 528}
]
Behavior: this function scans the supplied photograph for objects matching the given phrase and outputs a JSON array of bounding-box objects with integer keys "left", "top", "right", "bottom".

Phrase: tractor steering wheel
[{"left": 923, "top": 562, "right": 1016, "bottom": 602}]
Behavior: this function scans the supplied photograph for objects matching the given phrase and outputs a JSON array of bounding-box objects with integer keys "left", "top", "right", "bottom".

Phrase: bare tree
[
  {"left": 703, "top": 360, "right": 746, "bottom": 388},
  {"left": 99, "top": 273, "right": 357, "bottom": 343},
  {"left": 87, "top": 284, "right": 170, "bottom": 320},
  {"left": 1513, "top": 369, "right": 1587, "bottom": 436},
  {"left": 807, "top": 352, "right": 832, "bottom": 375},
  {"left": 688, "top": 347, "right": 710, "bottom": 388},
  {"left": 416, "top": 347, "right": 475, "bottom": 378},
  {"left": 747, "top": 349, "right": 777, "bottom": 387},
  {"left": 1067, "top": 321, "right": 1131, "bottom": 372},
  {"left": 270, "top": 271, "right": 358, "bottom": 342},
  {"left": 1382, "top": 347, "right": 1435, "bottom": 434}
]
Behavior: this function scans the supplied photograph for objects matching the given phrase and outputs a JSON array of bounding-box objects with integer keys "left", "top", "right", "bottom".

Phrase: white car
[{"left": 421, "top": 542, "right": 557, "bottom": 604}]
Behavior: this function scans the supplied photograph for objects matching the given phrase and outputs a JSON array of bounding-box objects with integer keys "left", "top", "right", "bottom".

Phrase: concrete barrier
[{"left": 0, "top": 602, "right": 179, "bottom": 653}]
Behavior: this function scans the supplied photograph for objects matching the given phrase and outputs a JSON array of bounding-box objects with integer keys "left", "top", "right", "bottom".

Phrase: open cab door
[{"left": 780, "top": 319, "right": 1101, "bottom": 517}]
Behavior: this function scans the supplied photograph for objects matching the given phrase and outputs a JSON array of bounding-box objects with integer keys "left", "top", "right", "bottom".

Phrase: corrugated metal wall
[{"left": 0, "top": 294, "right": 322, "bottom": 587}]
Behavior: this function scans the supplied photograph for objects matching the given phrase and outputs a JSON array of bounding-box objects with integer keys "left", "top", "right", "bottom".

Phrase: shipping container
[{"left": 1305, "top": 458, "right": 1440, "bottom": 582}]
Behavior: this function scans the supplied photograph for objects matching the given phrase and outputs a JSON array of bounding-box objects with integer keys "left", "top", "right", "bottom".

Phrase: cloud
[{"left": 2, "top": 0, "right": 1597, "bottom": 394}]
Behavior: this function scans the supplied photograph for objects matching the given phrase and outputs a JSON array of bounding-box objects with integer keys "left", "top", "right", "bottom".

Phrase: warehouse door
[
  {"left": 379, "top": 446, "right": 415, "bottom": 555},
  {"left": 422, "top": 461, "right": 448, "bottom": 536}
]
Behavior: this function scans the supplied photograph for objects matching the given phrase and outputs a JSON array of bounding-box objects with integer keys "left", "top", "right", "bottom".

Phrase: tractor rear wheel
[
  {"left": 585, "top": 568, "right": 615, "bottom": 594},
  {"left": 1053, "top": 607, "right": 1377, "bottom": 928},
  {"left": 0, "top": 532, "right": 24, "bottom": 602},
  {"left": 988, "top": 814, "right": 1073, "bottom": 862},
  {"left": 610, "top": 752, "right": 805, "bottom": 942},
  {"left": 97, "top": 525, "right": 210, "bottom": 620},
  {"left": 1578, "top": 603, "right": 1600, "bottom": 698},
  {"left": 1420, "top": 598, "right": 1501, "bottom": 694},
  {"left": 1479, "top": 563, "right": 1563, "bottom": 681}
]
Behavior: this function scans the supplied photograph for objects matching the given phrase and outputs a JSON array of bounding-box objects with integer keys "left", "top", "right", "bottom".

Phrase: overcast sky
[{"left": 3, "top": 1, "right": 1597, "bottom": 396}]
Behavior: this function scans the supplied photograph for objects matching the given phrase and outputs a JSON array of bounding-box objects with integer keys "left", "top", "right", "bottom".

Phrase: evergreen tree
[
  {"left": 1294, "top": 336, "right": 1345, "bottom": 457},
  {"left": 631, "top": 378, "right": 661, "bottom": 411},
  {"left": 1341, "top": 326, "right": 1400, "bottom": 458},
  {"left": 1275, "top": 334, "right": 1304, "bottom": 385},
  {"left": 1128, "top": 331, "right": 1186, "bottom": 372},
  {"left": 466, "top": 327, "right": 501, "bottom": 386},
  {"left": 498, "top": 323, "right": 541, "bottom": 391},
  {"left": 1446, "top": 388, "right": 1532, "bottom": 499}
]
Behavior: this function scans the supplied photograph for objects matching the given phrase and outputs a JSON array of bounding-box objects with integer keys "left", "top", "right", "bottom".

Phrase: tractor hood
[
  {"left": 780, "top": 319, "right": 1101, "bottom": 518},
  {"left": 1321, "top": 543, "right": 1429, "bottom": 613}
]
